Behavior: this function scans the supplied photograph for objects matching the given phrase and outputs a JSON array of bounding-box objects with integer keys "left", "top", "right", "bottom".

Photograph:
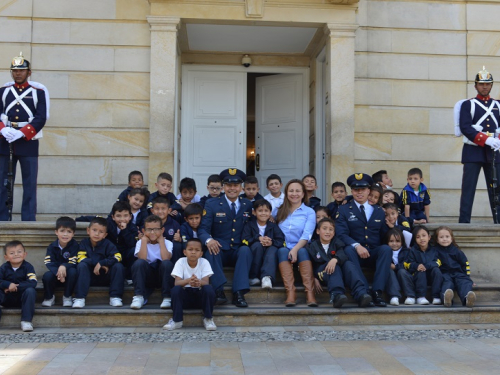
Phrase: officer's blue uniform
[
  {"left": 241, "top": 216, "right": 286, "bottom": 282},
  {"left": 400, "top": 183, "right": 431, "bottom": 221},
  {"left": 405, "top": 245, "right": 443, "bottom": 299},
  {"left": 436, "top": 244, "right": 473, "bottom": 305},
  {"left": 0, "top": 82, "right": 47, "bottom": 221},
  {"left": 74, "top": 238, "right": 124, "bottom": 299},
  {"left": 459, "top": 94, "right": 500, "bottom": 223},
  {"left": 42, "top": 239, "right": 79, "bottom": 300},
  {"left": 198, "top": 195, "right": 253, "bottom": 293},
  {"left": 0, "top": 260, "right": 37, "bottom": 322}
]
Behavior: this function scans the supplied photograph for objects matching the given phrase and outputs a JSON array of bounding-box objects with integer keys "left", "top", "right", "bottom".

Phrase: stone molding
[
  {"left": 324, "top": 23, "right": 358, "bottom": 38},
  {"left": 147, "top": 16, "right": 181, "bottom": 32}
]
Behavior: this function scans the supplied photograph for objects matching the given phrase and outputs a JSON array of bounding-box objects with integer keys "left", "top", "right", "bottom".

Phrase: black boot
[
  {"left": 215, "top": 289, "right": 227, "bottom": 305},
  {"left": 332, "top": 293, "right": 348, "bottom": 308},
  {"left": 372, "top": 290, "right": 387, "bottom": 307},
  {"left": 357, "top": 293, "right": 373, "bottom": 308}
]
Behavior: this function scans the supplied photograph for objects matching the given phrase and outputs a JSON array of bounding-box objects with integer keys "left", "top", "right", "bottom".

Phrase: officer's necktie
[
  {"left": 360, "top": 204, "right": 367, "bottom": 222},
  {"left": 231, "top": 202, "right": 236, "bottom": 217}
]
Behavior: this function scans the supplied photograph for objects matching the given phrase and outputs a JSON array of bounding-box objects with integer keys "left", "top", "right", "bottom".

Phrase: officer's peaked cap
[
  {"left": 347, "top": 173, "right": 373, "bottom": 188},
  {"left": 219, "top": 168, "right": 246, "bottom": 184}
]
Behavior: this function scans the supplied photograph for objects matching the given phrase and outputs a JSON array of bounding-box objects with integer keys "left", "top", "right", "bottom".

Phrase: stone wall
[
  {"left": 0, "top": 0, "right": 151, "bottom": 217},
  {"left": 355, "top": 0, "right": 500, "bottom": 221}
]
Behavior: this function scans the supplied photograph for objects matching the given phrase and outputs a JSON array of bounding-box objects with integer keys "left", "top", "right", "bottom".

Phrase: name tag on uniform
[{"left": 216, "top": 212, "right": 226, "bottom": 217}]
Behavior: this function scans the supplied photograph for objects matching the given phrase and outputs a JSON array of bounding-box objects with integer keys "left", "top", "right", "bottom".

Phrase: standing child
[
  {"left": 200, "top": 174, "right": 223, "bottom": 208},
  {"left": 150, "top": 197, "right": 182, "bottom": 263},
  {"left": 302, "top": 174, "right": 321, "bottom": 209},
  {"left": 147, "top": 172, "right": 177, "bottom": 212},
  {"left": 434, "top": 226, "right": 475, "bottom": 307},
  {"left": 180, "top": 203, "right": 203, "bottom": 249},
  {"left": 307, "top": 218, "right": 372, "bottom": 308},
  {"left": 240, "top": 176, "right": 265, "bottom": 203},
  {"left": 400, "top": 168, "right": 431, "bottom": 224},
  {"left": 116, "top": 170, "right": 146, "bottom": 205},
  {"left": 164, "top": 238, "right": 216, "bottom": 331},
  {"left": 128, "top": 188, "right": 149, "bottom": 229},
  {"left": 73, "top": 217, "right": 124, "bottom": 308},
  {"left": 0, "top": 241, "right": 37, "bottom": 331},
  {"left": 42, "top": 216, "right": 79, "bottom": 307},
  {"left": 241, "top": 199, "right": 286, "bottom": 289},
  {"left": 326, "top": 182, "right": 347, "bottom": 220},
  {"left": 130, "top": 215, "right": 174, "bottom": 310},
  {"left": 384, "top": 228, "right": 414, "bottom": 306},
  {"left": 405, "top": 226, "right": 443, "bottom": 305},
  {"left": 264, "top": 174, "right": 284, "bottom": 218}
]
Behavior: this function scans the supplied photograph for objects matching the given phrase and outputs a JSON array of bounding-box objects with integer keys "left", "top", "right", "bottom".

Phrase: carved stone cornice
[
  {"left": 147, "top": 16, "right": 181, "bottom": 32},
  {"left": 324, "top": 23, "right": 358, "bottom": 38}
]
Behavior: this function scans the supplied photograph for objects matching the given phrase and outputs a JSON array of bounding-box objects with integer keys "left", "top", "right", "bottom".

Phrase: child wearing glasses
[
  {"left": 129, "top": 215, "right": 174, "bottom": 310},
  {"left": 200, "top": 174, "right": 223, "bottom": 208}
]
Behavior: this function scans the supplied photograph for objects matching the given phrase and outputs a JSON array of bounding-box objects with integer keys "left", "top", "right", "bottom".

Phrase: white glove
[
  {"left": 0, "top": 127, "right": 15, "bottom": 139},
  {"left": 7, "top": 129, "right": 24, "bottom": 143},
  {"left": 484, "top": 137, "right": 500, "bottom": 149}
]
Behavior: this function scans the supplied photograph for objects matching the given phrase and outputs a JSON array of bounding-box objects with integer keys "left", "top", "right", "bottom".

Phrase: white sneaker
[
  {"left": 72, "top": 298, "right": 85, "bottom": 309},
  {"left": 41, "top": 296, "right": 55, "bottom": 307},
  {"left": 21, "top": 321, "right": 33, "bottom": 332},
  {"left": 160, "top": 298, "right": 171, "bottom": 309},
  {"left": 404, "top": 297, "right": 415, "bottom": 305},
  {"left": 261, "top": 276, "right": 272, "bottom": 289},
  {"left": 203, "top": 318, "right": 217, "bottom": 331},
  {"left": 417, "top": 297, "right": 430, "bottom": 305},
  {"left": 390, "top": 297, "right": 399, "bottom": 306},
  {"left": 444, "top": 289, "right": 454, "bottom": 307},
  {"left": 432, "top": 298, "right": 442, "bottom": 305},
  {"left": 163, "top": 318, "right": 182, "bottom": 331},
  {"left": 249, "top": 278, "right": 260, "bottom": 286},
  {"left": 110, "top": 297, "right": 123, "bottom": 307},
  {"left": 466, "top": 291, "right": 476, "bottom": 308},
  {"left": 130, "top": 295, "right": 145, "bottom": 310},
  {"left": 62, "top": 296, "right": 73, "bottom": 307}
]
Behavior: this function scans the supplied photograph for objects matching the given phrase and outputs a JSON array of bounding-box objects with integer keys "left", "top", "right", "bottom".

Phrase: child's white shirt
[
  {"left": 264, "top": 192, "right": 284, "bottom": 218},
  {"left": 392, "top": 247, "right": 401, "bottom": 265},
  {"left": 321, "top": 243, "right": 329, "bottom": 254},
  {"left": 257, "top": 223, "right": 267, "bottom": 237},
  {"left": 134, "top": 239, "right": 173, "bottom": 264},
  {"left": 132, "top": 211, "right": 139, "bottom": 224},
  {"left": 171, "top": 258, "right": 213, "bottom": 288}
]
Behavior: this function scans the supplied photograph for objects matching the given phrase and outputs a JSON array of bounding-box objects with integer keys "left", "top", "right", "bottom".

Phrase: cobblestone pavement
[{"left": 1, "top": 324, "right": 500, "bottom": 374}]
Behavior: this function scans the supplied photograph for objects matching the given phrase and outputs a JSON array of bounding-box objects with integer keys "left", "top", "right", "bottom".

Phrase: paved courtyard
[{"left": 1, "top": 324, "right": 500, "bottom": 374}]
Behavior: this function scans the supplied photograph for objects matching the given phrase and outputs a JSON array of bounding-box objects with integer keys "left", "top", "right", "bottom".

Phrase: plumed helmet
[
  {"left": 475, "top": 66, "right": 493, "bottom": 83},
  {"left": 10, "top": 52, "right": 30, "bottom": 70}
]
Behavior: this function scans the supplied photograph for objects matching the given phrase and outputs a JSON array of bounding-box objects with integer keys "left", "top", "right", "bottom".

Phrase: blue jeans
[{"left": 277, "top": 247, "right": 310, "bottom": 264}]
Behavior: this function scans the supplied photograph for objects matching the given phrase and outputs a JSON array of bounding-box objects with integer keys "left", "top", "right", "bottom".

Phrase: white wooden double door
[{"left": 180, "top": 68, "right": 307, "bottom": 192}]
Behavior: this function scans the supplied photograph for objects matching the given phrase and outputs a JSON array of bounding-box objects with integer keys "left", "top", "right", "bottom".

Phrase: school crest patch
[
  {"left": 62, "top": 251, "right": 70, "bottom": 259},
  {"left": 168, "top": 229, "right": 174, "bottom": 236}
]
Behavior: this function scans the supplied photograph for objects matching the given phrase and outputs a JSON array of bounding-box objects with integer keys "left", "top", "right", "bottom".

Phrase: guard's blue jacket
[
  {"left": 44, "top": 239, "right": 79, "bottom": 275},
  {"left": 241, "top": 217, "right": 286, "bottom": 248},
  {"left": 77, "top": 238, "right": 122, "bottom": 268},
  {"left": 435, "top": 244, "right": 471, "bottom": 276},
  {"left": 405, "top": 245, "right": 441, "bottom": 274},
  {"left": 459, "top": 96, "right": 500, "bottom": 164},
  {"left": 198, "top": 195, "right": 252, "bottom": 250},
  {"left": 0, "top": 260, "right": 37, "bottom": 291},
  {"left": 0, "top": 82, "right": 47, "bottom": 157},
  {"left": 335, "top": 203, "right": 389, "bottom": 249}
]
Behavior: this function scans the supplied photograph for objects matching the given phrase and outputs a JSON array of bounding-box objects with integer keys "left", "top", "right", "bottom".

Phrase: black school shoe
[
  {"left": 331, "top": 293, "right": 348, "bottom": 308},
  {"left": 215, "top": 290, "right": 228, "bottom": 305},
  {"left": 232, "top": 291, "right": 248, "bottom": 308},
  {"left": 358, "top": 293, "right": 373, "bottom": 308},
  {"left": 371, "top": 290, "right": 387, "bottom": 307}
]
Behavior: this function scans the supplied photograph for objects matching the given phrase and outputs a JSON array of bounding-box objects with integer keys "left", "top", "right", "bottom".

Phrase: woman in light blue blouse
[{"left": 276, "top": 179, "right": 317, "bottom": 307}]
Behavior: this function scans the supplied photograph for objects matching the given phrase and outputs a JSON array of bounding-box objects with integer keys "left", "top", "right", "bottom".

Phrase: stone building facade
[{"left": 0, "top": 0, "right": 498, "bottom": 221}]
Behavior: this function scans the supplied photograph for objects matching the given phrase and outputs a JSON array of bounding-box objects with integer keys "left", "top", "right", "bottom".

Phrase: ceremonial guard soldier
[
  {"left": 458, "top": 67, "right": 500, "bottom": 223},
  {"left": 0, "top": 53, "right": 48, "bottom": 221}
]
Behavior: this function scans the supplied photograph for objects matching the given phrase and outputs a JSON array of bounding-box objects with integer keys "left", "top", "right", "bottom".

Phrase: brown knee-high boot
[
  {"left": 279, "top": 261, "right": 296, "bottom": 307},
  {"left": 299, "top": 260, "right": 318, "bottom": 307}
]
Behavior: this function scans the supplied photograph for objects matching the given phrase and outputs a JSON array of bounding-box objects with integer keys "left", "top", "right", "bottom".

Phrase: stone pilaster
[
  {"left": 146, "top": 16, "right": 180, "bottom": 188},
  {"left": 324, "top": 23, "right": 357, "bottom": 185}
]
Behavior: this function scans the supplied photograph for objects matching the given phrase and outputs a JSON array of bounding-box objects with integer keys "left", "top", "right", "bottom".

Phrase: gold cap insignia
[
  {"left": 228, "top": 168, "right": 237, "bottom": 175},
  {"left": 355, "top": 173, "right": 363, "bottom": 180}
]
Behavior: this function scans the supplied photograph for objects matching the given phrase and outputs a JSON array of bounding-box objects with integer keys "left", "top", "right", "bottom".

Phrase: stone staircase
[{"left": 1, "top": 222, "right": 500, "bottom": 328}]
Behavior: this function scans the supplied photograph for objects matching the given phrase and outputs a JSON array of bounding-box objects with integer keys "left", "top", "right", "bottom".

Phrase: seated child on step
[
  {"left": 384, "top": 228, "right": 412, "bottom": 306},
  {"left": 180, "top": 203, "right": 203, "bottom": 249}
]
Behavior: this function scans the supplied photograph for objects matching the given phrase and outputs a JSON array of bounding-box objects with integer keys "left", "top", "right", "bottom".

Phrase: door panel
[
  {"left": 255, "top": 74, "right": 304, "bottom": 190},
  {"left": 181, "top": 70, "right": 246, "bottom": 192}
]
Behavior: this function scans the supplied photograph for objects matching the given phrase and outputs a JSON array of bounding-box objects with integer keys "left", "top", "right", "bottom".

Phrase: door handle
[{"left": 256, "top": 153, "right": 260, "bottom": 171}]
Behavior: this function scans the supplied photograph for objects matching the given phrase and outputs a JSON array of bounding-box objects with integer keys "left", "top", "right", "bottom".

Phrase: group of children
[{"left": 0, "top": 167, "right": 474, "bottom": 332}]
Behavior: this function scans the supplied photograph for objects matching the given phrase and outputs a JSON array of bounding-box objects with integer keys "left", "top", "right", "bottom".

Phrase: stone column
[
  {"left": 324, "top": 23, "right": 358, "bottom": 185},
  {"left": 146, "top": 16, "right": 180, "bottom": 188}
]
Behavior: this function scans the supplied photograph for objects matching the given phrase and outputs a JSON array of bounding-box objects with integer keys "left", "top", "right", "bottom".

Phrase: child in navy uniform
[
  {"left": 303, "top": 174, "right": 321, "bottom": 209},
  {"left": 170, "top": 177, "right": 198, "bottom": 224},
  {"left": 147, "top": 172, "right": 177, "bottom": 212},
  {"left": 307, "top": 218, "right": 372, "bottom": 308},
  {"left": 73, "top": 217, "right": 124, "bottom": 308},
  {"left": 327, "top": 182, "right": 347, "bottom": 220},
  {"left": 405, "top": 226, "right": 443, "bottom": 305},
  {"left": 150, "top": 196, "right": 182, "bottom": 263},
  {"left": 241, "top": 199, "right": 286, "bottom": 289},
  {"left": 128, "top": 188, "right": 149, "bottom": 229},
  {"left": 384, "top": 228, "right": 413, "bottom": 306},
  {"left": 400, "top": 168, "right": 431, "bottom": 224},
  {"left": 181, "top": 203, "right": 203, "bottom": 249},
  {"left": 0, "top": 240, "right": 37, "bottom": 331},
  {"left": 200, "top": 174, "right": 223, "bottom": 208},
  {"left": 130, "top": 215, "right": 174, "bottom": 310},
  {"left": 383, "top": 203, "right": 412, "bottom": 233},
  {"left": 240, "top": 176, "right": 265, "bottom": 203},
  {"left": 116, "top": 170, "right": 146, "bottom": 204},
  {"left": 434, "top": 226, "right": 475, "bottom": 307},
  {"left": 42, "top": 216, "right": 79, "bottom": 307},
  {"left": 310, "top": 206, "right": 330, "bottom": 242},
  {"left": 164, "top": 238, "right": 216, "bottom": 331}
]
